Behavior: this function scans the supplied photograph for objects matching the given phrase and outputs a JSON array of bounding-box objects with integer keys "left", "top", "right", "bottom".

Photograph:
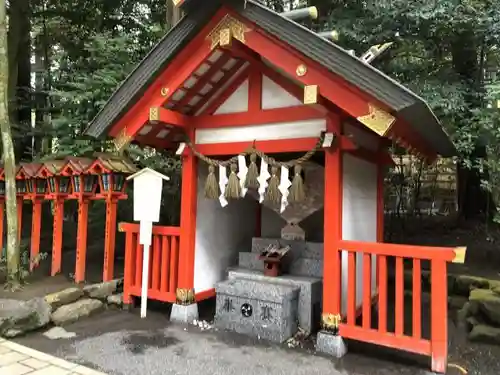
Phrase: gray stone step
[
  {"left": 251, "top": 237, "right": 323, "bottom": 260},
  {"left": 238, "top": 252, "right": 323, "bottom": 278}
]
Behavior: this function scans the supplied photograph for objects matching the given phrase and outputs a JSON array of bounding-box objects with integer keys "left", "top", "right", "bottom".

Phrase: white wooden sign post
[{"left": 126, "top": 168, "right": 170, "bottom": 318}]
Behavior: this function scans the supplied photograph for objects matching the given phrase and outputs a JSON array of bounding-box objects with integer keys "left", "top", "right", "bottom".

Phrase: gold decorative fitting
[
  {"left": 160, "top": 87, "right": 169, "bottom": 97},
  {"left": 304, "top": 85, "right": 319, "bottom": 105},
  {"left": 175, "top": 288, "right": 195, "bottom": 305},
  {"left": 331, "top": 30, "right": 339, "bottom": 41},
  {"left": 113, "top": 128, "right": 132, "bottom": 152},
  {"left": 357, "top": 104, "right": 396, "bottom": 136},
  {"left": 149, "top": 107, "right": 160, "bottom": 122},
  {"left": 172, "top": 0, "right": 182, "bottom": 6},
  {"left": 296, "top": 64, "right": 307, "bottom": 77},
  {"left": 453, "top": 247, "right": 467, "bottom": 264},
  {"left": 207, "top": 14, "right": 251, "bottom": 50},
  {"left": 308, "top": 6, "right": 318, "bottom": 20},
  {"left": 321, "top": 313, "right": 342, "bottom": 331}
]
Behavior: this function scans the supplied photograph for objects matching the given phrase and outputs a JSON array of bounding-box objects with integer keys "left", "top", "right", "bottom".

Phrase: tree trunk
[{"left": 0, "top": 0, "right": 20, "bottom": 283}]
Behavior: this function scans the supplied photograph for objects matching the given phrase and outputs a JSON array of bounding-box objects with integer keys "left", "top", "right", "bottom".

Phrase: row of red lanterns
[{"left": 0, "top": 154, "right": 137, "bottom": 200}]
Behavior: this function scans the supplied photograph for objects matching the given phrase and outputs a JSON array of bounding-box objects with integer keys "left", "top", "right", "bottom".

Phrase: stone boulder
[
  {"left": 469, "top": 324, "right": 500, "bottom": 344},
  {"left": 454, "top": 275, "right": 489, "bottom": 297},
  {"left": 0, "top": 298, "right": 51, "bottom": 338},
  {"left": 45, "top": 287, "right": 84, "bottom": 309},
  {"left": 469, "top": 288, "right": 500, "bottom": 325},
  {"left": 83, "top": 279, "right": 123, "bottom": 300},
  {"left": 51, "top": 298, "right": 104, "bottom": 326},
  {"left": 107, "top": 293, "right": 123, "bottom": 307}
]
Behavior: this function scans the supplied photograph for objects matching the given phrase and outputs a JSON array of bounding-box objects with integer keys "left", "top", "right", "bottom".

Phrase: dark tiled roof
[
  {"left": 84, "top": 0, "right": 455, "bottom": 157},
  {"left": 93, "top": 153, "right": 138, "bottom": 174}
]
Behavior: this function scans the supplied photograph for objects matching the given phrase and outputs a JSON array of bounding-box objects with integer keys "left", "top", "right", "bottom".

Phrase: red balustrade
[{"left": 119, "top": 222, "right": 181, "bottom": 305}]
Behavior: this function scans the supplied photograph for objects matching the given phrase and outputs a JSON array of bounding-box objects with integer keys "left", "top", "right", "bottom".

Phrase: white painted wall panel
[
  {"left": 214, "top": 79, "right": 249, "bottom": 114},
  {"left": 261, "top": 75, "right": 303, "bottom": 109},
  {"left": 195, "top": 119, "right": 326, "bottom": 144},
  {"left": 341, "top": 154, "right": 378, "bottom": 315},
  {"left": 194, "top": 164, "right": 257, "bottom": 293}
]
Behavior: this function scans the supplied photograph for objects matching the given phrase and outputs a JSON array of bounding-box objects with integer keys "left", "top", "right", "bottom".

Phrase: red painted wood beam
[
  {"left": 195, "top": 61, "right": 249, "bottom": 115},
  {"left": 175, "top": 53, "right": 232, "bottom": 110},
  {"left": 248, "top": 67, "right": 262, "bottom": 111},
  {"left": 192, "top": 105, "right": 323, "bottom": 129},
  {"left": 108, "top": 9, "right": 229, "bottom": 138},
  {"left": 153, "top": 108, "right": 191, "bottom": 127}
]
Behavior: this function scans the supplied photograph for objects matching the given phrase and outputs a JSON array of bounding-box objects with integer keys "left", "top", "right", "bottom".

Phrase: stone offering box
[{"left": 215, "top": 279, "right": 299, "bottom": 343}]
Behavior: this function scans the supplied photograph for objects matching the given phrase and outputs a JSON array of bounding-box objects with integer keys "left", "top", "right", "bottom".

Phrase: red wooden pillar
[
  {"left": 178, "top": 148, "right": 198, "bottom": 292},
  {"left": 322, "top": 117, "right": 343, "bottom": 324},
  {"left": 103, "top": 197, "right": 118, "bottom": 281},
  {"left": 30, "top": 199, "right": 42, "bottom": 270},
  {"left": 51, "top": 199, "right": 64, "bottom": 276},
  {"left": 17, "top": 197, "right": 23, "bottom": 241},
  {"left": 431, "top": 260, "right": 448, "bottom": 373},
  {"left": 0, "top": 200, "right": 4, "bottom": 252},
  {"left": 74, "top": 198, "right": 89, "bottom": 283}
]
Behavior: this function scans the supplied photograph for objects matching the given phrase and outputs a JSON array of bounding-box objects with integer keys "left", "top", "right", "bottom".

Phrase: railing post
[
  {"left": 430, "top": 259, "right": 448, "bottom": 373},
  {"left": 122, "top": 226, "right": 134, "bottom": 306}
]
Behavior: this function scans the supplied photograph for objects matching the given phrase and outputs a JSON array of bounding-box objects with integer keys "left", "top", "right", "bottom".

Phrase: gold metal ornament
[
  {"left": 207, "top": 14, "right": 251, "bottom": 50},
  {"left": 321, "top": 313, "right": 342, "bottom": 332},
  {"left": 113, "top": 127, "right": 132, "bottom": 152},
  {"left": 160, "top": 87, "right": 170, "bottom": 97},
  {"left": 453, "top": 247, "right": 467, "bottom": 264},
  {"left": 175, "top": 288, "right": 195, "bottom": 305},
  {"left": 296, "top": 64, "right": 307, "bottom": 77},
  {"left": 304, "top": 85, "right": 319, "bottom": 105},
  {"left": 356, "top": 104, "right": 396, "bottom": 136},
  {"left": 172, "top": 0, "right": 182, "bottom": 5},
  {"left": 149, "top": 107, "right": 160, "bottom": 122}
]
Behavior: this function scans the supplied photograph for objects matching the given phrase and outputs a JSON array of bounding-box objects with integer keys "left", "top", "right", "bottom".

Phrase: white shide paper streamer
[
  {"left": 218, "top": 165, "right": 228, "bottom": 207},
  {"left": 257, "top": 159, "right": 271, "bottom": 203},
  {"left": 278, "top": 166, "right": 292, "bottom": 213},
  {"left": 237, "top": 155, "right": 248, "bottom": 198}
]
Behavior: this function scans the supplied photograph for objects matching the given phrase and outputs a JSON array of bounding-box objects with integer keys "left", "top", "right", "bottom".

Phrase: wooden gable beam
[
  {"left": 149, "top": 107, "right": 191, "bottom": 127},
  {"left": 108, "top": 9, "right": 230, "bottom": 140}
]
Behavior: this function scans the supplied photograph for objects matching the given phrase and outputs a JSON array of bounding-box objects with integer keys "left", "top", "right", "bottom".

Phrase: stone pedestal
[
  {"left": 170, "top": 303, "right": 199, "bottom": 324},
  {"left": 228, "top": 269, "right": 322, "bottom": 333},
  {"left": 316, "top": 331, "right": 348, "bottom": 358},
  {"left": 215, "top": 279, "right": 299, "bottom": 343}
]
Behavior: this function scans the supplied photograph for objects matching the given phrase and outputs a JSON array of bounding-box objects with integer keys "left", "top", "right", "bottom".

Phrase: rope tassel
[
  {"left": 265, "top": 166, "right": 282, "bottom": 204},
  {"left": 204, "top": 165, "right": 219, "bottom": 199},
  {"left": 245, "top": 153, "right": 259, "bottom": 189},
  {"left": 289, "top": 165, "right": 306, "bottom": 203},
  {"left": 225, "top": 163, "right": 241, "bottom": 199}
]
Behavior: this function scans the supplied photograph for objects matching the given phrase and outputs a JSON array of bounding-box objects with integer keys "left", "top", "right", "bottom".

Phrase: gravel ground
[{"left": 11, "top": 309, "right": 463, "bottom": 375}]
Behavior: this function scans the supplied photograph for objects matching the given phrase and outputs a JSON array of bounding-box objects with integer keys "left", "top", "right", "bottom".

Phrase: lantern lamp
[
  {"left": 35, "top": 178, "right": 48, "bottom": 194},
  {"left": 71, "top": 174, "right": 96, "bottom": 194},
  {"left": 16, "top": 180, "right": 27, "bottom": 194}
]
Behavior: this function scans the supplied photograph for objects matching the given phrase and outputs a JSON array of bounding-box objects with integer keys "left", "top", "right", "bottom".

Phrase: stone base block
[
  {"left": 316, "top": 331, "right": 348, "bottom": 358},
  {"left": 170, "top": 303, "right": 199, "bottom": 324},
  {"left": 215, "top": 279, "right": 299, "bottom": 343}
]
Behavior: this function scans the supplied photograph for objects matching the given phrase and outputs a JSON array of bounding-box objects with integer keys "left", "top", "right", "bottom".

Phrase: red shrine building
[{"left": 84, "top": 0, "right": 464, "bottom": 373}]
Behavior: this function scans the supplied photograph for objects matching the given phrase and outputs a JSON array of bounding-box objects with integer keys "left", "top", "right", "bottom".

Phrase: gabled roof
[{"left": 84, "top": 0, "right": 455, "bottom": 157}]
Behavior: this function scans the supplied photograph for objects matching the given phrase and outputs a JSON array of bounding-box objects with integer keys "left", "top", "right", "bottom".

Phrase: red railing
[
  {"left": 335, "top": 240, "right": 463, "bottom": 374},
  {"left": 119, "top": 222, "right": 181, "bottom": 305}
]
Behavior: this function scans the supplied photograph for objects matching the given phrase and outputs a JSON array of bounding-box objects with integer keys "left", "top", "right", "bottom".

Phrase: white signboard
[{"left": 127, "top": 168, "right": 170, "bottom": 318}]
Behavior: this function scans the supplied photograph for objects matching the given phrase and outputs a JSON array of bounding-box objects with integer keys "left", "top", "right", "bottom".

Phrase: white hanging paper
[
  {"left": 218, "top": 165, "right": 229, "bottom": 207},
  {"left": 237, "top": 155, "right": 248, "bottom": 198},
  {"left": 278, "top": 166, "right": 292, "bottom": 213},
  {"left": 322, "top": 133, "right": 334, "bottom": 148},
  {"left": 175, "top": 142, "right": 186, "bottom": 155},
  {"left": 257, "top": 159, "right": 271, "bottom": 203}
]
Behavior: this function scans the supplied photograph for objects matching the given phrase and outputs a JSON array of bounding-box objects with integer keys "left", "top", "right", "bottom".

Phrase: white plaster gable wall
[
  {"left": 194, "top": 163, "right": 257, "bottom": 293},
  {"left": 261, "top": 75, "right": 303, "bottom": 109},
  {"left": 341, "top": 153, "right": 378, "bottom": 315},
  {"left": 214, "top": 79, "right": 249, "bottom": 114}
]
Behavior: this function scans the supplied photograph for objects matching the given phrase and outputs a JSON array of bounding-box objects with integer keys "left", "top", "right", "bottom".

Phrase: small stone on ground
[{"left": 43, "top": 327, "right": 77, "bottom": 340}]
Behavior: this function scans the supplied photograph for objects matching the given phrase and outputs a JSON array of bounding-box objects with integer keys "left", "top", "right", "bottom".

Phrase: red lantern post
[
  {"left": 62, "top": 157, "right": 95, "bottom": 283},
  {"left": 86, "top": 153, "right": 136, "bottom": 281},
  {"left": 0, "top": 166, "right": 4, "bottom": 252},
  {"left": 36, "top": 160, "right": 71, "bottom": 276},
  {"left": 18, "top": 163, "right": 44, "bottom": 270}
]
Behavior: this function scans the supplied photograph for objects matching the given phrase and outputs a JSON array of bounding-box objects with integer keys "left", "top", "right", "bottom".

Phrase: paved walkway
[{"left": 0, "top": 338, "right": 106, "bottom": 375}]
